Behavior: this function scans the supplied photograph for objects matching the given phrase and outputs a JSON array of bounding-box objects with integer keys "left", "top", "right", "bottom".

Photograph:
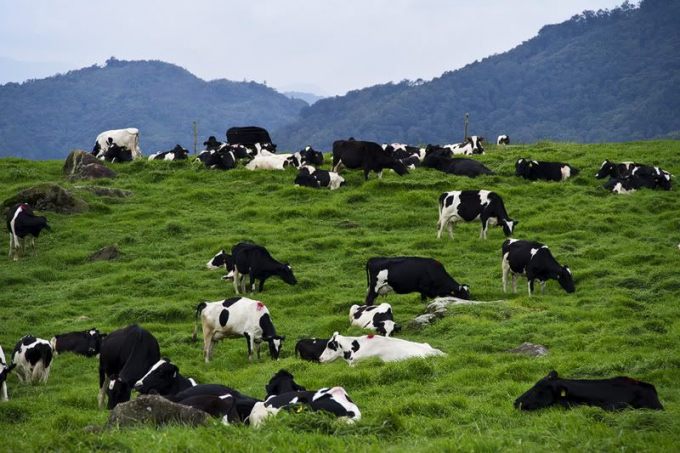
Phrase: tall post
[
  {"left": 193, "top": 121, "right": 198, "bottom": 156},
  {"left": 464, "top": 113, "right": 469, "bottom": 141}
]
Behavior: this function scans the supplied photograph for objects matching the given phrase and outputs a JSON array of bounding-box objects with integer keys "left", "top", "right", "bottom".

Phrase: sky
[{"left": 0, "top": 0, "right": 625, "bottom": 96}]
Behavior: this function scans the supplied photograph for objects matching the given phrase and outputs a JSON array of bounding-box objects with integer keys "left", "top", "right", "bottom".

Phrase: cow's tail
[
  {"left": 50, "top": 337, "right": 58, "bottom": 356},
  {"left": 437, "top": 192, "right": 447, "bottom": 228},
  {"left": 193, "top": 301, "right": 207, "bottom": 342}
]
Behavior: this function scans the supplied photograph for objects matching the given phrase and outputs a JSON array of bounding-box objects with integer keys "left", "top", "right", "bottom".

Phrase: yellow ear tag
[
  {"left": 560, "top": 389, "right": 567, "bottom": 397},
  {"left": 296, "top": 406, "right": 304, "bottom": 413}
]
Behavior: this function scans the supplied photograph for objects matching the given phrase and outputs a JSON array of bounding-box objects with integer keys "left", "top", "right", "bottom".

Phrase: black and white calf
[
  {"left": 148, "top": 144, "right": 190, "bottom": 161},
  {"left": 515, "top": 371, "right": 663, "bottom": 411},
  {"left": 318, "top": 332, "right": 445, "bottom": 365},
  {"left": 193, "top": 297, "right": 285, "bottom": 363},
  {"left": 177, "top": 394, "right": 240, "bottom": 425},
  {"left": 497, "top": 135, "right": 510, "bottom": 145},
  {"left": 7, "top": 204, "right": 51, "bottom": 262},
  {"left": 502, "top": 239, "right": 575, "bottom": 296},
  {"left": 50, "top": 328, "right": 106, "bottom": 357},
  {"left": 265, "top": 369, "right": 306, "bottom": 397},
  {"left": 167, "top": 383, "right": 261, "bottom": 422},
  {"left": 98, "top": 324, "right": 161, "bottom": 409},
  {"left": 365, "top": 257, "right": 470, "bottom": 305},
  {"left": 437, "top": 190, "right": 517, "bottom": 240},
  {"left": 515, "top": 159, "right": 579, "bottom": 181},
  {"left": 12, "top": 335, "right": 53, "bottom": 383},
  {"left": 249, "top": 387, "right": 361, "bottom": 427},
  {"left": 231, "top": 242, "right": 297, "bottom": 294},
  {"left": 349, "top": 303, "right": 400, "bottom": 337},
  {"left": 134, "top": 358, "right": 197, "bottom": 395},
  {"left": 294, "top": 338, "right": 329, "bottom": 362},
  {"left": 295, "top": 166, "right": 345, "bottom": 190},
  {"left": 206, "top": 249, "right": 235, "bottom": 280},
  {"left": 0, "top": 345, "right": 16, "bottom": 401}
]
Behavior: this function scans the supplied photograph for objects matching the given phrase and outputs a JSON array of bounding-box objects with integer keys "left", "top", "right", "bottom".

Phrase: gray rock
[
  {"left": 2, "top": 183, "right": 89, "bottom": 215},
  {"left": 88, "top": 245, "right": 119, "bottom": 262},
  {"left": 74, "top": 186, "right": 132, "bottom": 198},
  {"left": 408, "top": 313, "right": 438, "bottom": 329},
  {"left": 106, "top": 395, "right": 210, "bottom": 429},
  {"left": 63, "top": 150, "right": 115, "bottom": 181},
  {"left": 336, "top": 220, "right": 360, "bottom": 229},
  {"left": 506, "top": 342, "right": 549, "bottom": 357},
  {"left": 409, "top": 297, "right": 507, "bottom": 329}
]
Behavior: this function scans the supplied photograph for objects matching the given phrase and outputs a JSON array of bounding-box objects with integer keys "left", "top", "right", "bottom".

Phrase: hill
[
  {"left": 0, "top": 141, "right": 678, "bottom": 450},
  {"left": 275, "top": 0, "right": 680, "bottom": 150},
  {"left": 0, "top": 58, "right": 307, "bottom": 160}
]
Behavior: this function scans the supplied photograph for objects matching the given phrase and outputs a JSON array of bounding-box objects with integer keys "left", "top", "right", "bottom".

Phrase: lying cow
[
  {"left": 295, "top": 166, "right": 345, "bottom": 190},
  {"left": 178, "top": 394, "right": 239, "bottom": 425},
  {"left": 294, "top": 338, "right": 329, "bottom": 362},
  {"left": 265, "top": 369, "right": 306, "bottom": 397},
  {"left": 12, "top": 335, "right": 53, "bottom": 383},
  {"left": 444, "top": 136, "right": 485, "bottom": 155},
  {"left": 148, "top": 144, "right": 190, "bottom": 161},
  {"left": 245, "top": 154, "right": 294, "bottom": 171},
  {"left": 193, "top": 297, "right": 285, "bottom": 363},
  {"left": 203, "top": 136, "right": 224, "bottom": 150},
  {"left": 134, "top": 358, "right": 197, "bottom": 396},
  {"left": 514, "top": 370, "right": 663, "bottom": 411},
  {"left": 502, "top": 239, "right": 575, "bottom": 296},
  {"left": 249, "top": 387, "right": 361, "bottom": 427},
  {"left": 332, "top": 139, "right": 409, "bottom": 180},
  {"left": 0, "top": 344, "right": 16, "bottom": 401},
  {"left": 365, "top": 257, "right": 470, "bottom": 305},
  {"left": 384, "top": 143, "right": 426, "bottom": 161},
  {"left": 7, "top": 203, "right": 51, "bottom": 262},
  {"left": 497, "top": 135, "right": 510, "bottom": 145},
  {"left": 515, "top": 158, "right": 579, "bottom": 181},
  {"left": 422, "top": 155, "right": 495, "bottom": 177},
  {"left": 227, "top": 126, "right": 276, "bottom": 151},
  {"left": 319, "top": 332, "right": 445, "bottom": 365},
  {"left": 231, "top": 242, "right": 297, "bottom": 294},
  {"left": 50, "top": 328, "right": 106, "bottom": 357},
  {"left": 296, "top": 146, "right": 324, "bottom": 166},
  {"left": 595, "top": 160, "right": 644, "bottom": 179},
  {"left": 349, "top": 303, "right": 400, "bottom": 337},
  {"left": 101, "top": 140, "right": 134, "bottom": 163},
  {"left": 92, "top": 128, "right": 142, "bottom": 160},
  {"left": 437, "top": 190, "right": 517, "bottom": 240},
  {"left": 197, "top": 148, "right": 237, "bottom": 170},
  {"left": 165, "top": 383, "right": 261, "bottom": 422},
  {"left": 602, "top": 166, "right": 672, "bottom": 193}
]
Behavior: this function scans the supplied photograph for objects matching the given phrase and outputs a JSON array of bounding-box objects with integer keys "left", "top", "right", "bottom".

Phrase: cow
[
  {"left": 349, "top": 303, "right": 400, "bottom": 337},
  {"left": 497, "top": 135, "right": 510, "bottom": 145},
  {"left": 265, "top": 369, "right": 306, "bottom": 397},
  {"left": 178, "top": 394, "right": 240, "bottom": 425},
  {"left": 50, "top": 328, "right": 106, "bottom": 358},
  {"left": 198, "top": 148, "right": 237, "bottom": 170},
  {"left": 165, "top": 383, "right": 262, "bottom": 422},
  {"left": 383, "top": 143, "right": 426, "bottom": 161},
  {"left": 595, "top": 160, "right": 644, "bottom": 179},
  {"left": 318, "top": 332, "right": 445, "bottom": 365},
  {"left": 422, "top": 155, "right": 495, "bottom": 177},
  {"left": 398, "top": 155, "right": 421, "bottom": 169},
  {"left": 294, "top": 338, "right": 329, "bottom": 362},
  {"left": 206, "top": 249, "right": 235, "bottom": 280},
  {"left": 332, "top": 139, "right": 409, "bottom": 180},
  {"left": 203, "top": 136, "right": 224, "bottom": 150},
  {"left": 6, "top": 204, "right": 51, "bottom": 262},
  {"left": 514, "top": 371, "right": 663, "bottom": 411},
  {"left": 437, "top": 190, "right": 517, "bottom": 240},
  {"left": 193, "top": 297, "right": 285, "bottom": 363},
  {"left": 12, "top": 335, "right": 53, "bottom": 383},
  {"left": 227, "top": 126, "right": 276, "bottom": 151},
  {"left": 99, "top": 139, "right": 134, "bottom": 163},
  {"left": 148, "top": 144, "right": 190, "bottom": 161},
  {"left": 134, "top": 358, "right": 197, "bottom": 396},
  {"left": 92, "top": 128, "right": 142, "bottom": 160},
  {"left": 630, "top": 166, "right": 672, "bottom": 191},
  {"left": 365, "top": 257, "right": 470, "bottom": 305},
  {"left": 294, "top": 172, "right": 321, "bottom": 189},
  {"left": 296, "top": 146, "right": 324, "bottom": 166},
  {"left": 98, "top": 324, "right": 161, "bottom": 409},
  {"left": 0, "top": 344, "right": 16, "bottom": 401},
  {"left": 502, "top": 239, "right": 575, "bottom": 296},
  {"left": 515, "top": 159, "right": 579, "bottom": 181},
  {"left": 230, "top": 242, "right": 297, "bottom": 294},
  {"left": 245, "top": 154, "right": 294, "bottom": 171},
  {"left": 295, "top": 166, "right": 345, "bottom": 190},
  {"left": 424, "top": 144, "right": 453, "bottom": 159},
  {"left": 443, "top": 136, "right": 485, "bottom": 155},
  {"left": 248, "top": 387, "right": 361, "bottom": 427}
]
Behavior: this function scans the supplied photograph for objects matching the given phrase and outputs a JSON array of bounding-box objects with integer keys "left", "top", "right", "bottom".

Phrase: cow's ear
[{"left": 547, "top": 370, "right": 558, "bottom": 379}]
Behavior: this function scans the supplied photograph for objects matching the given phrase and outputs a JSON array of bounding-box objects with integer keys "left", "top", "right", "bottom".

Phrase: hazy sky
[{"left": 0, "top": 0, "right": 624, "bottom": 95}]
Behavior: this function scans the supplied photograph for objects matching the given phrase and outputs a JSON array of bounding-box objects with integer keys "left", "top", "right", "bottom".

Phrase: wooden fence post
[
  {"left": 464, "top": 113, "right": 469, "bottom": 141},
  {"left": 193, "top": 121, "right": 198, "bottom": 156}
]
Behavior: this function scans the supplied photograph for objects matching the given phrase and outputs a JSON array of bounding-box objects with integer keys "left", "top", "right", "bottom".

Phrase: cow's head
[
  {"left": 655, "top": 170, "right": 672, "bottom": 191},
  {"left": 203, "top": 136, "right": 219, "bottom": 147},
  {"left": 85, "top": 328, "right": 106, "bottom": 357},
  {"left": 514, "top": 371, "right": 566, "bottom": 411},
  {"left": 278, "top": 264, "right": 297, "bottom": 286},
  {"left": 557, "top": 265, "right": 575, "bottom": 293},
  {"left": 451, "top": 283, "right": 471, "bottom": 300},
  {"left": 300, "top": 147, "right": 324, "bottom": 166},
  {"left": 386, "top": 157, "right": 410, "bottom": 176},
  {"left": 106, "top": 374, "right": 133, "bottom": 409},
  {"left": 265, "top": 369, "right": 306, "bottom": 396},
  {"left": 318, "top": 332, "right": 358, "bottom": 364},
  {"left": 207, "top": 250, "right": 234, "bottom": 271},
  {"left": 134, "top": 358, "right": 179, "bottom": 395},
  {"left": 501, "top": 219, "right": 518, "bottom": 237},
  {"left": 172, "top": 145, "right": 189, "bottom": 159},
  {"left": 376, "top": 320, "right": 400, "bottom": 337},
  {"left": 515, "top": 158, "right": 533, "bottom": 177},
  {"left": 0, "top": 361, "right": 16, "bottom": 388},
  {"left": 595, "top": 160, "right": 615, "bottom": 179},
  {"left": 262, "top": 335, "right": 286, "bottom": 360},
  {"left": 468, "top": 136, "right": 485, "bottom": 154}
]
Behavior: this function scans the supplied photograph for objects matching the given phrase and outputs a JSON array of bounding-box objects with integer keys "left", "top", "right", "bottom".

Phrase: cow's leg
[
  {"left": 8, "top": 233, "right": 13, "bottom": 257},
  {"left": 1, "top": 381, "right": 8, "bottom": 402},
  {"left": 540, "top": 281, "right": 546, "bottom": 293},
  {"left": 258, "top": 278, "right": 265, "bottom": 292},
  {"left": 98, "top": 369, "right": 108, "bottom": 407},
  {"left": 480, "top": 219, "right": 489, "bottom": 240},
  {"left": 365, "top": 290, "right": 378, "bottom": 306},
  {"left": 447, "top": 222, "right": 454, "bottom": 239},
  {"left": 528, "top": 279, "right": 534, "bottom": 296},
  {"left": 202, "top": 325, "right": 213, "bottom": 363},
  {"left": 512, "top": 274, "right": 518, "bottom": 293},
  {"left": 255, "top": 339, "right": 262, "bottom": 360},
  {"left": 437, "top": 218, "right": 446, "bottom": 239},
  {"left": 233, "top": 268, "right": 240, "bottom": 294},
  {"left": 241, "top": 274, "right": 248, "bottom": 293},
  {"left": 249, "top": 270, "right": 256, "bottom": 292},
  {"left": 30, "top": 237, "right": 37, "bottom": 256},
  {"left": 21, "top": 237, "right": 26, "bottom": 257},
  {"left": 377, "top": 171, "right": 383, "bottom": 179},
  {"left": 244, "top": 333, "right": 253, "bottom": 361},
  {"left": 502, "top": 257, "right": 510, "bottom": 293}
]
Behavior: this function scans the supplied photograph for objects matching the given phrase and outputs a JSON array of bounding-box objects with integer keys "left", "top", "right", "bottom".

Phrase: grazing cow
[
  {"left": 249, "top": 387, "right": 361, "bottom": 427},
  {"left": 349, "top": 303, "right": 400, "bottom": 337},
  {"left": 497, "top": 135, "right": 510, "bottom": 145},
  {"left": 6, "top": 204, "right": 51, "bottom": 262},
  {"left": 422, "top": 155, "right": 495, "bottom": 177},
  {"left": 203, "top": 136, "right": 224, "bottom": 150},
  {"left": 514, "top": 371, "right": 663, "bottom": 411},
  {"left": 193, "top": 297, "right": 285, "bottom": 363},
  {"left": 398, "top": 155, "right": 421, "bottom": 169},
  {"left": 134, "top": 358, "right": 197, "bottom": 396},
  {"left": 206, "top": 249, "right": 235, "bottom": 280},
  {"left": 365, "top": 257, "right": 470, "bottom": 305},
  {"left": 50, "top": 328, "right": 106, "bottom": 358},
  {"left": 515, "top": 159, "right": 579, "bottom": 181},
  {"left": 245, "top": 154, "right": 293, "bottom": 171},
  {"left": 332, "top": 139, "right": 409, "bottom": 180},
  {"left": 444, "top": 136, "right": 485, "bottom": 155},
  {"left": 1, "top": 345, "right": 16, "bottom": 401},
  {"left": 98, "top": 324, "right": 161, "bottom": 409},
  {"left": 178, "top": 394, "right": 240, "bottom": 424},
  {"left": 502, "top": 239, "right": 575, "bottom": 296},
  {"left": 295, "top": 166, "right": 345, "bottom": 190},
  {"left": 92, "top": 128, "right": 142, "bottom": 160},
  {"left": 265, "top": 369, "right": 306, "bottom": 397},
  {"left": 231, "top": 242, "right": 297, "bottom": 294},
  {"left": 318, "top": 332, "right": 445, "bottom": 365},
  {"left": 148, "top": 144, "right": 190, "bottom": 161},
  {"left": 12, "top": 335, "right": 53, "bottom": 383},
  {"left": 294, "top": 338, "right": 329, "bottom": 362},
  {"left": 227, "top": 126, "right": 276, "bottom": 150},
  {"left": 437, "top": 190, "right": 517, "bottom": 240}
]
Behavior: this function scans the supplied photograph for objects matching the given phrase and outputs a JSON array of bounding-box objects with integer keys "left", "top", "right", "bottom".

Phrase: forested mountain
[
  {"left": 0, "top": 58, "right": 306, "bottom": 159},
  {"left": 275, "top": 0, "right": 680, "bottom": 150}
]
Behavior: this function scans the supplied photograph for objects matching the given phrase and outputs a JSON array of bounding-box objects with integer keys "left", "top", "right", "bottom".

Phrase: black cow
[
  {"left": 294, "top": 338, "right": 329, "bottom": 362},
  {"left": 148, "top": 144, "right": 190, "bottom": 161},
  {"left": 102, "top": 139, "right": 133, "bottom": 163},
  {"left": 515, "top": 158, "right": 579, "bottom": 181},
  {"left": 177, "top": 394, "right": 240, "bottom": 424},
  {"left": 50, "top": 328, "right": 106, "bottom": 358},
  {"left": 422, "top": 155, "right": 495, "bottom": 177},
  {"left": 98, "top": 324, "right": 161, "bottom": 409},
  {"left": 166, "top": 384, "right": 261, "bottom": 422},
  {"left": 365, "top": 257, "right": 470, "bottom": 305},
  {"left": 515, "top": 371, "right": 664, "bottom": 411},
  {"left": 7, "top": 204, "right": 51, "bottom": 262},
  {"left": 595, "top": 160, "right": 644, "bottom": 179},
  {"left": 134, "top": 358, "right": 196, "bottom": 396},
  {"left": 231, "top": 242, "right": 297, "bottom": 293},
  {"left": 425, "top": 144, "right": 453, "bottom": 159},
  {"left": 502, "top": 239, "right": 575, "bottom": 296},
  {"left": 437, "top": 190, "right": 517, "bottom": 240},
  {"left": 332, "top": 139, "right": 409, "bottom": 180},
  {"left": 265, "top": 369, "right": 306, "bottom": 397},
  {"left": 203, "top": 136, "right": 224, "bottom": 150},
  {"left": 227, "top": 126, "right": 276, "bottom": 150}
]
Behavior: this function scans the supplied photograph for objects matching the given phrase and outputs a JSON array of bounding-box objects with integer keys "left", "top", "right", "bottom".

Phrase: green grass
[{"left": 1, "top": 141, "right": 679, "bottom": 452}]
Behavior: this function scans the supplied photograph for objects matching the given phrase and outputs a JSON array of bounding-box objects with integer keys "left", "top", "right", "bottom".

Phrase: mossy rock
[{"left": 3, "top": 183, "right": 89, "bottom": 215}]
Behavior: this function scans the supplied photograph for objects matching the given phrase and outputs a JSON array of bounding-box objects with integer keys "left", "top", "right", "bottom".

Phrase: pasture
[{"left": 1, "top": 141, "right": 679, "bottom": 452}]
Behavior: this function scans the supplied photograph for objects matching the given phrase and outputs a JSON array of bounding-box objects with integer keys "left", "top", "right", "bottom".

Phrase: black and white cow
[
  {"left": 383, "top": 143, "right": 426, "bottom": 161},
  {"left": 0, "top": 344, "right": 16, "bottom": 401},
  {"left": 365, "top": 257, "right": 470, "bottom": 305},
  {"left": 12, "top": 335, "right": 53, "bottom": 383},
  {"left": 6, "top": 204, "right": 51, "bottom": 262},
  {"left": 249, "top": 387, "right": 361, "bottom": 427},
  {"left": 349, "top": 303, "right": 400, "bottom": 337},
  {"left": 514, "top": 371, "right": 663, "bottom": 411},
  {"left": 422, "top": 155, "right": 495, "bottom": 177},
  {"left": 231, "top": 242, "right": 297, "bottom": 294},
  {"left": 134, "top": 358, "right": 197, "bottom": 396},
  {"left": 178, "top": 394, "right": 240, "bottom": 425},
  {"left": 437, "top": 190, "right": 517, "bottom": 240},
  {"left": 444, "top": 136, "right": 485, "bottom": 155},
  {"left": 296, "top": 146, "right": 324, "bottom": 166},
  {"left": 101, "top": 140, "right": 134, "bottom": 163},
  {"left": 497, "top": 135, "right": 510, "bottom": 145},
  {"left": 98, "top": 324, "right": 161, "bottom": 409},
  {"left": 148, "top": 144, "right": 190, "bottom": 161},
  {"left": 600, "top": 164, "right": 672, "bottom": 193},
  {"left": 197, "top": 148, "right": 237, "bottom": 170},
  {"left": 332, "top": 139, "right": 409, "bottom": 180},
  {"left": 294, "top": 338, "right": 329, "bottom": 362},
  {"left": 203, "top": 136, "right": 224, "bottom": 150},
  {"left": 595, "top": 160, "right": 644, "bottom": 179},
  {"left": 502, "top": 239, "right": 575, "bottom": 296},
  {"left": 193, "top": 297, "right": 285, "bottom": 363},
  {"left": 265, "top": 369, "right": 306, "bottom": 397},
  {"left": 206, "top": 249, "right": 235, "bottom": 280},
  {"left": 245, "top": 154, "right": 294, "bottom": 171},
  {"left": 50, "top": 328, "right": 106, "bottom": 357},
  {"left": 515, "top": 159, "right": 579, "bottom": 181},
  {"left": 318, "top": 332, "right": 445, "bottom": 365},
  {"left": 92, "top": 128, "right": 142, "bottom": 160},
  {"left": 295, "top": 166, "right": 345, "bottom": 190}
]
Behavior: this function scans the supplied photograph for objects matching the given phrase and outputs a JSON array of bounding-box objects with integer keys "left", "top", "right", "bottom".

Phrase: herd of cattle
[{"left": 1, "top": 125, "right": 671, "bottom": 429}]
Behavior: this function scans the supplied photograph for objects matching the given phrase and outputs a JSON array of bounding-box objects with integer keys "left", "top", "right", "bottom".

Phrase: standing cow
[
  {"left": 502, "top": 239, "right": 575, "bottom": 296},
  {"left": 0, "top": 345, "right": 16, "bottom": 401},
  {"left": 6, "top": 204, "right": 51, "bottom": 262},
  {"left": 231, "top": 242, "right": 297, "bottom": 294},
  {"left": 51, "top": 328, "right": 106, "bottom": 357},
  {"left": 92, "top": 128, "right": 142, "bottom": 160},
  {"left": 332, "top": 139, "right": 409, "bottom": 180},
  {"left": 437, "top": 190, "right": 517, "bottom": 240}
]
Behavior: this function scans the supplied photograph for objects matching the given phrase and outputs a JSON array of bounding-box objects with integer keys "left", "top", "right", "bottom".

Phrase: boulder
[
  {"left": 506, "top": 342, "right": 549, "bottom": 357},
  {"left": 408, "top": 313, "right": 437, "bottom": 329},
  {"left": 2, "top": 183, "right": 89, "bottom": 215},
  {"left": 409, "top": 297, "right": 506, "bottom": 329},
  {"left": 106, "top": 395, "right": 210, "bottom": 429},
  {"left": 74, "top": 186, "right": 132, "bottom": 198},
  {"left": 88, "top": 245, "right": 119, "bottom": 262},
  {"left": 63, "top": 150, "right": 115, "bottom": 181}
]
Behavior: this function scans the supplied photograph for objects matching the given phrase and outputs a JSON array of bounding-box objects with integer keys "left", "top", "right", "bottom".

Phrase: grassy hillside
[{"left": 0, "top": 141, "right": 679, "bottom": 452}]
